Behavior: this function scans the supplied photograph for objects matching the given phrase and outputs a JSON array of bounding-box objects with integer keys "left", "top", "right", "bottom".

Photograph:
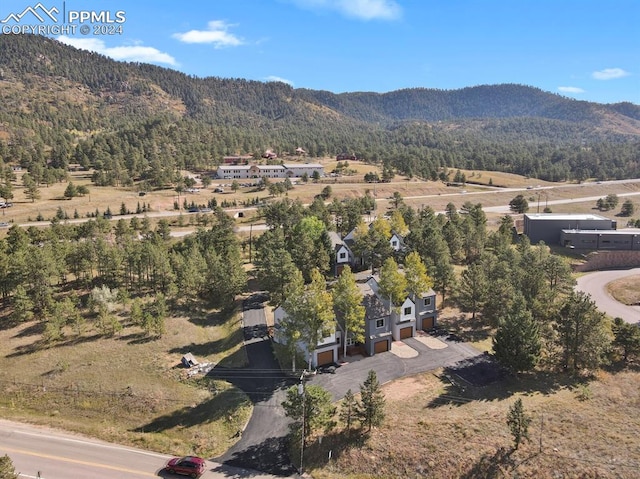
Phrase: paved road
[
  {"left": 575, "top": 268, "right": 640, "bottom": 324},
  {"left": 0, "top": 419, "right": 282, "bottom": 479}
]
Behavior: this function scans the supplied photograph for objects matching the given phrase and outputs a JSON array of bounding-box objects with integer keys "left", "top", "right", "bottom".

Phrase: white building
[{"left": 216, "top": 163, "right": 324, "bottom": 179}]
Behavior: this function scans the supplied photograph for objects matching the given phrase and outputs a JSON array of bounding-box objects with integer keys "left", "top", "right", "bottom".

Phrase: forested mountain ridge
[{"left": 0, "top": 34, "right": 639, "bottom": 184}]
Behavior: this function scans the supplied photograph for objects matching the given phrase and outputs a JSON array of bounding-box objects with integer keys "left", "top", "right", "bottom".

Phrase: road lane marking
[
  {"left": 2, "top": 446, "right": 158, "bottom": 477},
  {"left": 6, "top": 429, "right": 168, "bottom": 459}
]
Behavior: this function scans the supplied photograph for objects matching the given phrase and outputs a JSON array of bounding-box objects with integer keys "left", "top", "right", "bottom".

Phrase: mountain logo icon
[{"left": 1, "top": 3, "right": 59, "bottom": 24}]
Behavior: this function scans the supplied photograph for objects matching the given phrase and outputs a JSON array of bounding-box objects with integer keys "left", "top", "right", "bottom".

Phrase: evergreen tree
[
  {"left": 63, "top": 182, "right": 78, "bottom": 199},
  {"left": 0, "top": 454, "right": 18, "bottom": 479},
  {"left": 507, "top": 398, "right": 531, "bottom": 450},
  {"left": 556, "top": 292, "right": 612, "bottom": 371},
  {"left": 455, "top": 262, "right": 488, "bottom": 320},
  {"left": 509, "top": 194, "right": 529, "bottom": 213},
  {"left": 493, "top": 295, "right": 541, "bottom": 372},
  {"left": 339, "top": 389, "right": 358, "bottom": 433},
  {"left": 620, "top": 199, "right": 635, "bottom": 217},
  {"left": 282, "top": 383, "right": 336, "bottom": 447},
  {"left": 612, "top": 317, "right": 640, "bottom": 363},
  {"left": 255, "top": 228, "right": 298, "bottom": 306},
  {"left": 358, "top": 370, "right": 386, "bottom": 432}
]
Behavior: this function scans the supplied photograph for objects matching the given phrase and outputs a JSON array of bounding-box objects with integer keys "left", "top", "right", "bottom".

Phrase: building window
[
  {"left": 339, "top": 252, "right": 346, "bottom": 260},
  {"left": 403, "top": 306, "right": 412, "bottom": 315},
  {"left": 424, "top": 298, "right": 432, "bottom": 307},
  {"left": 376, "top": 319, "right": 384, "bottom": 329},
  {"left": 392, "top": 240, "right": 398, "bottom": 247}
]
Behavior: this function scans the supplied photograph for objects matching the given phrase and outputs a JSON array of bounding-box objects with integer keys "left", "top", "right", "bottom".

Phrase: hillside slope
[{"left": 0, "top": 34, "right": 639, "bottom": 183}]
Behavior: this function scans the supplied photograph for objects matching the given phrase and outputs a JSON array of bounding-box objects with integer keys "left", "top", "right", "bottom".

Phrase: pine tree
[
  {"left": 455, "top": 262, "right": 488, "bottom": 319},
  {"left": 339, "top": 389, "right": 358, "bottom": 433},
  {"left": 358, "top": 370, "right": 386, "bottom": 432},
  {"left": 493, "top": 295, "right": 541, "bottom": 372},
  {"left": 0, "top": 454, "right": 18, "bottom": 479},
  {"left": 556, "top": 292, "right": 612, "bottom": 371},
  {"left": 282, "top": 383, "right": 335, "bottom": 446},
  {"left": 507, "top": 398, "right": 531, "bottom": 450}
]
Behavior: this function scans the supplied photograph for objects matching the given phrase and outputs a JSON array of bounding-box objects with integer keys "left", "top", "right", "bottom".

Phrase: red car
[{"left": 165, "top": 456, "right": 206, "bottom": 478}]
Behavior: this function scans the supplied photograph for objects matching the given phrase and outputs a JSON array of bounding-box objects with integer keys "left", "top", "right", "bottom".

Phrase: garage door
[
  {"left": 400, "top": 326, "right": 413, "bottom": 340},
  {"left": 316, "top": 350, "right": 334, "bottom": 367},
  {"left": 374, "top": 340, "right": 389, "bottom": 354},
  {"left": 422, "top": 317, "right": 434, "bottom": 330}
]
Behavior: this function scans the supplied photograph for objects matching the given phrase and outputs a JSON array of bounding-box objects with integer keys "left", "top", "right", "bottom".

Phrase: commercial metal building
[
  {"left": 523, "top": 213, "right": 615, "bottom": 245},
  {"left": 560, "top": 229, "right": 640, "bottom": 250}
]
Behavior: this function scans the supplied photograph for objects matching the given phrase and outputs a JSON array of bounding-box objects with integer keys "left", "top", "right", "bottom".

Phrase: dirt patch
[
  {"left": 607, "top": 274, "right": 640, "bottom": 305},
  {"left": 382, "top": 374, "right": 436, "bottom": 402}
]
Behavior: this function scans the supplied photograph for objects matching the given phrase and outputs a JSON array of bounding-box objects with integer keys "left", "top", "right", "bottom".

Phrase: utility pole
[
  {"left": 539, "top": 413, "right": 544, "bottom": 453},
  {"left": 298, "top": 374, "right": 305, "bottom": 476},
  {"left": 249, "top": 223, "right": 253, "bottom": 263}
]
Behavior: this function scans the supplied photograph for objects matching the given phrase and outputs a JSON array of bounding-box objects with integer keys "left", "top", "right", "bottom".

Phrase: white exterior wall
[{"left": 217, "top": 164, "right": 324, "bottom": 179}]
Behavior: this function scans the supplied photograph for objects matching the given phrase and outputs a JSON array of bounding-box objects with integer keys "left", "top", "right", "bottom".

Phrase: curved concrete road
[{"left": 575, "top": 268, "right": 640, "bottom": 324}]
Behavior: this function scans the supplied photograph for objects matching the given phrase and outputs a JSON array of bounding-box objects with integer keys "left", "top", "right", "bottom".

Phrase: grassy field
[
  {"left": 3, "top": 162, "right": 640, "bottom": 235},
  {"left": 0, "top": 300, "right": 252, "bottom": 458},
  {"left": 305, "top": 368, "right": 640, "bottom": 479}
]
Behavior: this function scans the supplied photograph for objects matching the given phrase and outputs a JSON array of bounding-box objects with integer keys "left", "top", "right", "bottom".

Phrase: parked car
[
  {"left": 214, "top": 187, "right": 224, "bottom": 193},
  {"left": 164, "top": 456, "right": 206, "bottom": 477},
  {"left": 0, "top": 222, "right": 9, "bottom": 228}
]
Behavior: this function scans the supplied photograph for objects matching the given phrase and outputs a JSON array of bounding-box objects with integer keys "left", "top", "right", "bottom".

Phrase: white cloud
[
  {"left": 558, "top": 86, "right": 585, "bottom": 94},
  {"left": 592, "top": 68, "right": 630, "bottom": 80},
  {"left": 57, "top": 36, "right": 177, "bottom": 66},
  {"left": 172, "top": 20, "right": 243, "bottom": 47},
  {"left": 265, "top": 76, "right": 294, "bottom": 86},
  {"left": 290, "top": 0, "right": 402, "bottom": 20}
]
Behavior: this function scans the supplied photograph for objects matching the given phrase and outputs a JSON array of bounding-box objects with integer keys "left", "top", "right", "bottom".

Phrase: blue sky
[{"left": 1, "top": 0, "right": 638, "bottom": 104}]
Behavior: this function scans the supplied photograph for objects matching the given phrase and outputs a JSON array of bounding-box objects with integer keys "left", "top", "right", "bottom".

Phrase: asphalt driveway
[
  {"left": 209, "top": 294, "right": 298, "bottom": 477},
  {"left": 309, "top": 334, "right": 486, "bottom": 400}
]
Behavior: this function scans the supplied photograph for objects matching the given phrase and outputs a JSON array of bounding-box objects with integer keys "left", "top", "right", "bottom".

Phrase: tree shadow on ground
[
  {"left": 12, "top": 321, "right": 44, "bottom": 338},
  {"left": 301, "top": 429, "right": 368, "bottom": 470},
  {"left": 437, "top": 314, "right": 493, "bottom": 343},
  {"left": 213, "top": 436, "right": 296, "bottom": 477},
  {"left": 426, "top": 361, "right": 591, "bottom": 408},
  {"left": 459, "top": 447, "right": 516, "bottom": 479},
  {"left": 133, "top": 388, "right": 247, "bottom": 434},
  {"left": 171, "top": 302, "right": 235, "bottom": 328},
  {"left": 6, "top": 332, "right": 103, "bottom": 358}
]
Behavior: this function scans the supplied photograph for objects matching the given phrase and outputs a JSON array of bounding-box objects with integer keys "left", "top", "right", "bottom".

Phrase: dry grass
[
  {"left": 0, "top": 302, "right": 251, "bottom": 458},
  {"left": 4, "top": 167, "right": 640, "bottom": 237},
  {"left": 306, "top": 369, "right": 640, "bottom": 479},
  {"left": 607, "top": 275, "right": 640, "bottom": 305}
]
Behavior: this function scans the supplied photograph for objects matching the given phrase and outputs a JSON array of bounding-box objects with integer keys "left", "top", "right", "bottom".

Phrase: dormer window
[
  {"left": 424, "top": 298, "right": 432, "bottom": 307},
  {"left": 404, "top": 306, "right": 412, "bottom": 315}
]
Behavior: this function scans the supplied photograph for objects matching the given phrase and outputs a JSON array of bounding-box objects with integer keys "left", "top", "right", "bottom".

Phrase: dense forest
[{"left": 0, "top": 34, "right": 639, "bottom": 186}]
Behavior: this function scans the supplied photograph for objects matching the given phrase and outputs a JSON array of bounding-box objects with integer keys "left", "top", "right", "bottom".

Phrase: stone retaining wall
[{"left": 573, "top": 251, "right": 640, "bottom": 272}]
